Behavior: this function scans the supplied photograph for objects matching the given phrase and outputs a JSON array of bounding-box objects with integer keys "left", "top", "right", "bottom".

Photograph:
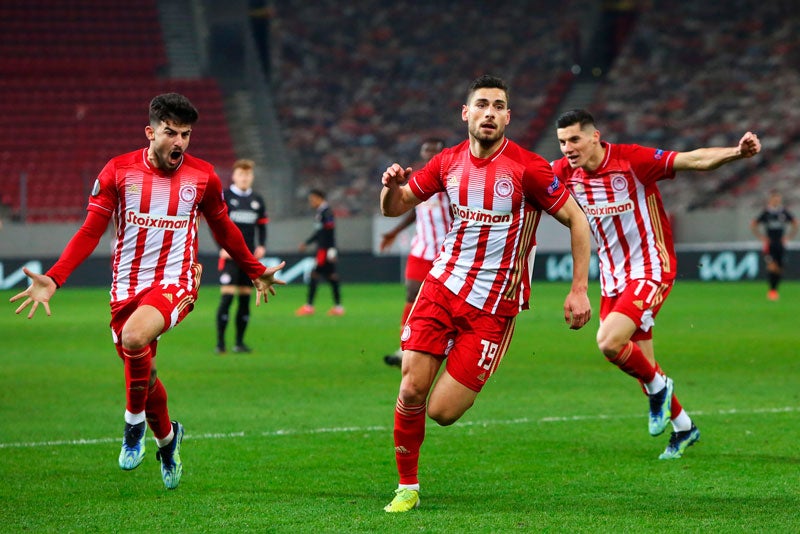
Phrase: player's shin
[
  {"left": 393, "top": 398, "right": 426, "bottom": 486},
  {"left": 123, "top": 347, "right": 153, "bottom": 414},
  {"left": 607, "top": 341, "right": 659, "bottom": 385},
  {"left": 145, "top": 378, "right": 173, "bottom": 440}
]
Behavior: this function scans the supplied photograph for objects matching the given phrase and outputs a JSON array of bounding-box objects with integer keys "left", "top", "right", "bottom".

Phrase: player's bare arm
[
  {"left": 673, "top": 131, "right": 761, "bottom": 171},
  {"left": 380, "top": 210, "right": 417, "bottom": 251},
  {"left": 380, "top": 164, "right": 421, "bottom": 217},
  {"left": 551, "top": 196, "right": 592, "bottom": 329},
  {"left": 9, "top": 267, "right": 58, "bottom": 319},
  {"left": 252, "top": 261, "right": 286, "bottom": 306}
]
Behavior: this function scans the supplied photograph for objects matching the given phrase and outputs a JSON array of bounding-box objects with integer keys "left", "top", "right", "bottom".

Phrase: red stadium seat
[{"left": 0, "top": 0, "right": 235, "bottom": 222}]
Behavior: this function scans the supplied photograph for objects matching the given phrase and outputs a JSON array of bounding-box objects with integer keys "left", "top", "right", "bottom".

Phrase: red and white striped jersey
[
  {"left": 87, "top": 149, "right": 232, "bottom": 302},
  {"left": 552, "top": 142, "right": 678, "bottom": 297},
  {"left": 409, "top": 138, "right": 568, "bottom": 316},
  {"left": 409, "top": 191, "right": 451, "bottom": 262}
]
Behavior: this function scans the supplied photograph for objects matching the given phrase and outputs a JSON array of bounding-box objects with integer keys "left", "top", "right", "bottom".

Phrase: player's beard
[{"left": 469, "top": 123, "right": 504, "bottom": 149}]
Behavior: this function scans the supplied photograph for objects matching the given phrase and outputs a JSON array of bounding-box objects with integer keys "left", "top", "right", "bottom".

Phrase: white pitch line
[{"left": 1, "top": 406, "right": 796, "bottom": 450}]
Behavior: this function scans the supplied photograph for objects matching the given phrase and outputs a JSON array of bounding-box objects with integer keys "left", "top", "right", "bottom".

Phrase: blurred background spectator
[{"left": 0, "top": 0, "right": 796, "bottom": 231}]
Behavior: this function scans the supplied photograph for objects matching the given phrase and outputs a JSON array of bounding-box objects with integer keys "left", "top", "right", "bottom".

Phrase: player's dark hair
[
  {"left": 308, "top": 188, "right": 326, "bottom": 199},
  {"left": 556, "top": 109, "right": 596, "bottom": 129},
  {"left": 466, "top": 75, "right": 509, "bottom": 105},
  {"left": 149, "top": 93, "right": 199, "bottom": 126}
]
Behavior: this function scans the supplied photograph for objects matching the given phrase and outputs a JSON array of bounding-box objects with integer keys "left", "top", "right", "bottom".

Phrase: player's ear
[
  {"left": 145, "top": 125, "right": 155, "bottom": 141},
  {"left": 461, "top": 104, "right": 469, "bottom": 122}
]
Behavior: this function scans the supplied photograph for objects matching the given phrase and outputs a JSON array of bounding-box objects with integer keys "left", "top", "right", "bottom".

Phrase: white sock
[
  {"left": 643, "top": 373, "right": 666, "bottom": 395},
  {"left": 671, "top": 410, "right": 693, "bottom": 432},
  {"left": 155, "top": 427, "right": 175, "bottom": 449},
  {"left": 399, "top": 483, "right": 420, "bottom": 491},
  {"left": 124, "top": 410, "right": 146, "bottom": 425}
]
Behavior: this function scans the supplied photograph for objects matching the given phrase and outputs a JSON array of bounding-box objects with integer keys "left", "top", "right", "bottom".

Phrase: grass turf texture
[{"left": 1, "top": 281, "right": 798, "bottom": 532}]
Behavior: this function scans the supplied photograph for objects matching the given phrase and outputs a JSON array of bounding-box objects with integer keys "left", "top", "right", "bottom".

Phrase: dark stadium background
[{"left": 1, "top": 0, "right": 797, "bottom": 284}]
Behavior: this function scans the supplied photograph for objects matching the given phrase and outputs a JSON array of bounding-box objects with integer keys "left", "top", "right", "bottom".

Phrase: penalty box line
[{"left": 1, "top": 405, "right": 797, "bottom": 450}]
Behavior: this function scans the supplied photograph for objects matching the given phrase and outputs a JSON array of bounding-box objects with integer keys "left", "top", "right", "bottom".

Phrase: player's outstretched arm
[
  {"left": 673, "top": 131, "right": 761, "bottom": 171},
  {"left": 9, "top": 267, "right": 58, "bottom": 319},
  {"left": 10, "top": 209, "right": 110, "bottom": 319},
  {"left": 252, "top": 261, "right": 286, "bottom": 306}
]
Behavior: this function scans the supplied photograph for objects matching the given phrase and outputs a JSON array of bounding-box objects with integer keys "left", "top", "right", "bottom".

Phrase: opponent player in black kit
[
  {"left": 751, "top": 190, "right": 797, "bottom": 300},
  {"left": 296, "top": 189, "right": 344, "bottom": 316},
  {"left": 216, "top": 159, "right": 268, "bottom": 353}
]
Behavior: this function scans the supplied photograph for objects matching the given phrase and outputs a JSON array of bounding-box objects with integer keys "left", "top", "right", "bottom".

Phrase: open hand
[
  {"left": 252, "top": 261, "right": 286, "bottom": 305},
  {"left": 9, "top": 267, "right": 57, "bottom": 319}
]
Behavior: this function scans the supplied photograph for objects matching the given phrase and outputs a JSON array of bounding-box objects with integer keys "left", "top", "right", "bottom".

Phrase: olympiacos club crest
[{"left": 494, "top": 178, "right": 513, "bottom": 199}]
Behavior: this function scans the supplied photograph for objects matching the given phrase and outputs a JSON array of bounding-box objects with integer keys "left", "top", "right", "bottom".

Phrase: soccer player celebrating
[
  {"left": 751, "top": 190, "right": 797, "bottom": 300},
  {"left": 216, "top": 158, "right": 269, "bottom": 354},
  {"left": 552, "top": 109, "right": 761, "bottom": 459},
  {"left": 9, "top": 93, "right": 285, "bottom": 489},
  {"left": 379, "top": 138, "right": 450, "bottom": 367},
  {"left": 380, "top": 75, "right": 592, "bottom": 512}
]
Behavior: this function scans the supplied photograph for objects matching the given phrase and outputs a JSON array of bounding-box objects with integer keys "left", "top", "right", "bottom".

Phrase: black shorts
[
  {"left": 313, "top": 248, "right": 337, "bottom": 277},
  {"left": 219, "top": 258, "right": 251, "bottom": 286},
  {"left": 766, "top": 242, "right": 786, "bottom": 267}
]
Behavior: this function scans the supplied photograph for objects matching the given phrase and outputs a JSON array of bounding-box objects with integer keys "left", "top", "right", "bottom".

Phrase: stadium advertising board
[{"left": 0, "top": 248, "right": 794, "bottom": 289}]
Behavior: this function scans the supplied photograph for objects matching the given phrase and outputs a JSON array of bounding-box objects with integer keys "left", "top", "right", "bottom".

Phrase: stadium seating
[
  {"left": 269, "top": 0, "right": 591, "bottom": 215},
  {"left": 5, "top": 1, "right": 796, "bottom": 221},
  {"left": 0, "top": 1, "right": 236, "bottom": 222},
  {"left": 269, "top": 1, "right": 798, "bottom": 216},
  {"left": 590, "top": 2, "right": 800, "bottom": 212}
]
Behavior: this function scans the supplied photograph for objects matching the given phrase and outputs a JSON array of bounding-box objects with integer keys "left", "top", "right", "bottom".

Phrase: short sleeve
[
  {"left": 522, "top": 155, "right": 569, "bottom": 215},
  {"left": 408, "top": 154, "right": 444, "bottom": 202},
  {"left": 625, "top": 144, "right": 678, "bottom": 185}
]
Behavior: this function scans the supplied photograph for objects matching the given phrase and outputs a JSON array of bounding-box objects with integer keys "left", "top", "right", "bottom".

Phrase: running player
[
  {"left": 380, "top": 75, "right": 592, "bottom": 512},
  {"left": 9, "top": 93, "right": 285, "bottom": 489},
  {"left": 553, "top": 108, "right": 761, "bottom": 459}
]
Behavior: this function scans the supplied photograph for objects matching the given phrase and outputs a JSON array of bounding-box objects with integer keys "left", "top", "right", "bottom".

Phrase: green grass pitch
[{"left": 1, "top": 281, "right": 798, "bottom": 532}]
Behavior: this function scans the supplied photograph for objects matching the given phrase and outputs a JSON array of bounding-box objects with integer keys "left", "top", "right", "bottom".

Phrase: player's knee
[
  {"left": 120, "top": 329, "right": 151, "bottom": 351},
  {"left": 398, "top": 379, "right": 429, "bottom": 407},
  {"left": 596, "top": 331, "right": 625, "bottom": 360},
  {"left": 429, "top": 412, "right": 456, "bottom": 427},
  {"left": 427, "top": 404, "right": 468, "bottom": 427}
]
